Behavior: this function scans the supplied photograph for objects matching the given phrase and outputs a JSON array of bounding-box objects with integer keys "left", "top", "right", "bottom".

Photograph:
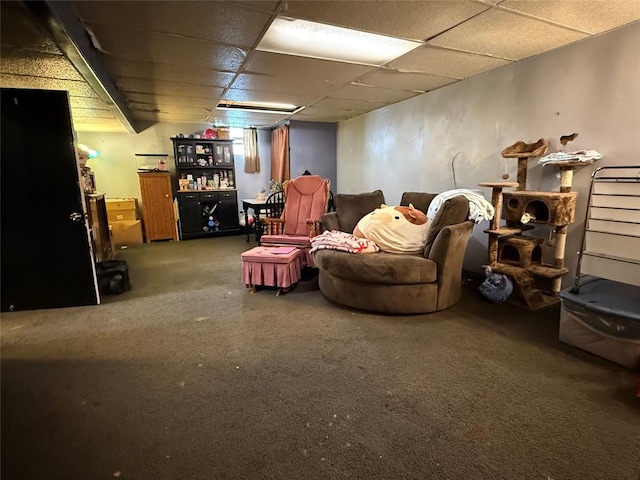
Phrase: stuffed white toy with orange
[{"left": 353, "top": 204, "right": 430, "bottom": 254}]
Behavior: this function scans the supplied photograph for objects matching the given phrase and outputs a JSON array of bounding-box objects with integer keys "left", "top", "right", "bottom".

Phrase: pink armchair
[{"left": 260, "top": 175, "right": 330, "bottom": 266}]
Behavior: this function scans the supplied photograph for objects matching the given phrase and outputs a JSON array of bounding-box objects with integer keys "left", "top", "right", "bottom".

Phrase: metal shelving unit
[{"left": 572, "top": 165, "right": 640, "bottom": 291}]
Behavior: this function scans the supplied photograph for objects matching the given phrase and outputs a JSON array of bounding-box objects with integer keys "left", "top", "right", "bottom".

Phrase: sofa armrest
[
  {"left": 428, "top": 221, "right": 474, "bottom": 311},
  {"left": 321, "top": 211, "right": 340, "bottom": 232}
]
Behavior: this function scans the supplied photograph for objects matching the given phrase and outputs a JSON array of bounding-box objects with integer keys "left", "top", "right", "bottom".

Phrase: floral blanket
[{"left": 310, "top": 230, "right": 380, "bottom": 254}]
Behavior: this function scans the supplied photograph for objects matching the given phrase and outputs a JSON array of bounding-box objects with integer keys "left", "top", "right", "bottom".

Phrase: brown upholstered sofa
[{"left": 314, "top": 191, "right": 474, "bottom": 314}]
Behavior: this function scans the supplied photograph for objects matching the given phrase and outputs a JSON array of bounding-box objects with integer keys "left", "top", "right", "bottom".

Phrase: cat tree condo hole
[
  {"left": 503, "top": 191, "right": 577, "bottom": 226},
  {"left": 499, "top": 238, "right": 543, "bottom": 268}
]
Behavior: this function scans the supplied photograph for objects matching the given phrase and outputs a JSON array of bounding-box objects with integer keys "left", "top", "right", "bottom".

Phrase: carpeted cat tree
[{"left": 479, "top": 139, "right": 592, "bottom": 310}]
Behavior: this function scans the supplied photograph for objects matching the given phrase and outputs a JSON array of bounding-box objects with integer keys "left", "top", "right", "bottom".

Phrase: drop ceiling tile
[
  {"left": 105, "top": 58, "right": 235, "bottom": 87},
  {"left": 388, "top": 45, "right": 512, "bottom": 79},
  {"left": 73, "top": 1, "right": 271, "bottom": 48},
  {"left": 126, "top": 93, "right": 219, "bottom": 109},
  {"left": 360, "top": 69, "right": 457, "bottom": 92},
  {"left": 210, "top": 109, "right": 289, "bottom": 126},
  {"left": 116, "top": 77, "right": 224, "bottom": 100},
  {"left": 129, "top": 102, "right": 212, "bottom": 117},
  {"left": 71, "top": 108, "right": 117, "bottom": 119},
  {"left": 311, "top": 98, "right": 387, "bottom": 112},
  {"left": 298, "top": 105, "right": 365, "bottom": 118},
  {"left": 328, "top": 85, "right": 419, "bottom": 103},
  {"left": 73, "top": 116, "right": 124, "bottom": 124},
  {"left": 0, "top": 48, "right": 84, "bottom": 81},
  {"left": 85, "top": 24, "right": 247, "bottom": 70},
  {"left": 428, "top": 8, "right": 588, "bottom": 60},
  {"left": 282, "top": 1, "right": 489, "bottom": 41},
  {"left": 69, "top": 97, "right": 113, "bottom": 110},
  {"left": 228, "top": 1, "right": 281, "bottom": 13},
  {"left": 73, "top": 119, "right": 129, "bottom": 133},
  {"left": 501, "top": 0, "right": 640, "bottom": 34},
  {"left": 230, "top": 73, "right": 339, "bottom": 98},
  {"left": 223, "top": 89, "right": 319, "bottom": 107},
  {"left": 132, "top": 110, "right": 209, "bottom": 123},
  {"left": 290, "top": 112, "right": 346, "bottom": 123},
  {"left": 0, "top": 3, "right": 62, "bottom": 54},
  {"left": 0, "top": 73, "right": 99, "bottom": 97},
  {"left": 294, "top": 106, "right": 362, "bottom": 122},
  {"left": 243, "top": 51, "right": 375, "bottom": 83}
]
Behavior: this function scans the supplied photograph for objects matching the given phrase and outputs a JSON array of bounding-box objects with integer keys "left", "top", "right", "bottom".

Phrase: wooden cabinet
[
  {"left": 171, "top": 138, "right": 240, "bottom": 239},
  {"left": 138, "top": 172, "right": 178, "bottom": 242}
]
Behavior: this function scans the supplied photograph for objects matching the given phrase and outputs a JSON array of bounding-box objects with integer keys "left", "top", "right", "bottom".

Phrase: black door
[
  {"left": 218, "top": 191, "right": 239, "bottom": 230},
  {"left": 1, "top": 88, "right": 99, "bottom": 311}
]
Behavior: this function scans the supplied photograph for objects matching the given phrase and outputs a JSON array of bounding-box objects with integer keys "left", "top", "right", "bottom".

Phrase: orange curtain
[{"left": 270, "top": 125, "right": 290, "bottom": 183}]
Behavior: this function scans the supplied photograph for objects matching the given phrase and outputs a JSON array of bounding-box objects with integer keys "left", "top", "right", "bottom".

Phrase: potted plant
[{"left": 269, "top": 180, "right": 284, "bottom": 193}]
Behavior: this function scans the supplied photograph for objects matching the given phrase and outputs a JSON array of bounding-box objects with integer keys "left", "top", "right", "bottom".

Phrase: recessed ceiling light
[{"left": 257, "top": 16, "right": 421, "bottom": 66}]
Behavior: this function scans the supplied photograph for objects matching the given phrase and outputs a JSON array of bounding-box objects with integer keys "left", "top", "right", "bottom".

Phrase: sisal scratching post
[
  {"left": 491, "top": 187, "right": 503, "bottom": 230},
  {"left": 560, "top": 168, "right": 574, "bottom": 193},
  {"left": 552, "top": 225, "right": 568, "bottom": 293}
]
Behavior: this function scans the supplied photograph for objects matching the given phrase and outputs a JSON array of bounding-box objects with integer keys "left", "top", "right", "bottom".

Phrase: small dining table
[{"left": 241, "top": 198, "right": 272, "bottom": 242}]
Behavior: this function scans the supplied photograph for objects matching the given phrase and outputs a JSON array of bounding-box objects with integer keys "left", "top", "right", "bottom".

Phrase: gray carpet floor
[{"left": 2, "top": 235, "right": 639, "bottom": 480}]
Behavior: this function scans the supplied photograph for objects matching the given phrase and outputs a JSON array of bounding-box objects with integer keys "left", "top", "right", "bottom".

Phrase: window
[{"left": 230, "top": 127, "right": 244, "bottom": 156}]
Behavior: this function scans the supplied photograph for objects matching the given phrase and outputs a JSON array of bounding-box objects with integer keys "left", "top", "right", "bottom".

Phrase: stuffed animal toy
[
  {"left": 478, "top": 265, "right": 513, "bottom": 302},
  {"left": 353, "top": 204, "right": 430, "bottom": 254}
]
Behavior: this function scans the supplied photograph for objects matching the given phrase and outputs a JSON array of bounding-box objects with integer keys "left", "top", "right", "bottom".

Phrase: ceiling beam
[{"left": 22, "top": 1, "right": 138, "bottom": 133}]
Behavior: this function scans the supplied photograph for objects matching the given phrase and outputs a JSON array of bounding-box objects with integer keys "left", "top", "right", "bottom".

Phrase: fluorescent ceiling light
[
  {"left": 257, "top": 16, "right": 421, "bottom": 66},
  {"left": 217, "top": 100, "right": 300, "bottom": 115}
]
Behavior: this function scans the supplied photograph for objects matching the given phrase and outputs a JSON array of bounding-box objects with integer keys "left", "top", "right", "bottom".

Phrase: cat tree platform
[{"left": 501, "top": 139, "right": 549, "bottom": 191}]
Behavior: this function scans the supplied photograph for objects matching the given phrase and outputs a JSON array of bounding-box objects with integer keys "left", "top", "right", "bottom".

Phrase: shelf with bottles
[
  {"left": 174, "top": 140, "right": 234, "bottom": 167},
  {"left": 177, "top": 169, "right": 235, "bottom": 191}
]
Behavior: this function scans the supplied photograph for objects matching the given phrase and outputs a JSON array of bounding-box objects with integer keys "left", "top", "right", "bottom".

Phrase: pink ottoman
[{"left": 241, "top": 246, "right": 303, "bottom": 295}]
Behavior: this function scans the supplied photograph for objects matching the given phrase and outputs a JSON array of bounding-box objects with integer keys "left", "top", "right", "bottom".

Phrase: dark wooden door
[{"left": 1, "top": 88, "right": 99, "bottom": 311}]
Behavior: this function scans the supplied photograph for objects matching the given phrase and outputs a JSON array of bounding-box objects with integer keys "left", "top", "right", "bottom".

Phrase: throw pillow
[{"left": 354, "top": 204, "right": 430, "bottom": 254}]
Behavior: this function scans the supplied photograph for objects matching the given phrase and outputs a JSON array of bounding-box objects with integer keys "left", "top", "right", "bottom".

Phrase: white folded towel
[{"left": 427, "top": 189, "right": 494, "bottom": 224}]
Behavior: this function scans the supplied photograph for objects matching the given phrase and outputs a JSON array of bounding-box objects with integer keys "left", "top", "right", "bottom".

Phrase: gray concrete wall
[{"left": 337, "top": 23, "right": 640, "bottom": 281}]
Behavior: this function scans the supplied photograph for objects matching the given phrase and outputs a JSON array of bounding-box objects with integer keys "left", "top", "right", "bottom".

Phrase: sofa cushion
[
  {"left": 400, "top": 192, "right": 437, "bottom": 214},
  {"left": 313, "top": 249, "right": 437, "bottom": 285},
  {"left": 424, "top": 196, "right": 469, "bottom": 257},
  {"left": 334, "top": 190, "right": 385, "bottom": 234}
]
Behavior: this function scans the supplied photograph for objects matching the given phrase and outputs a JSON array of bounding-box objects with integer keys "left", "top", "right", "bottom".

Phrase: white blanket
[
  {"left": 538, "top": 150, "right": 603, "bottom": 165},
  {"left": 427, "top": 189, "right": 494, "bottom": 224},
  {"left": 310, "top": 230, "right": 380, "bottom": 254}
]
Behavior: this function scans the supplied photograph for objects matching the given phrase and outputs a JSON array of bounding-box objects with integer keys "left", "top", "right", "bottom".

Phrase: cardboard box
[
  {"left": 106, "top": 198, "right": 138, "bottom": 222},
  {"left": 110, "top": 220, "right": 143, "bottom": 246}
]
